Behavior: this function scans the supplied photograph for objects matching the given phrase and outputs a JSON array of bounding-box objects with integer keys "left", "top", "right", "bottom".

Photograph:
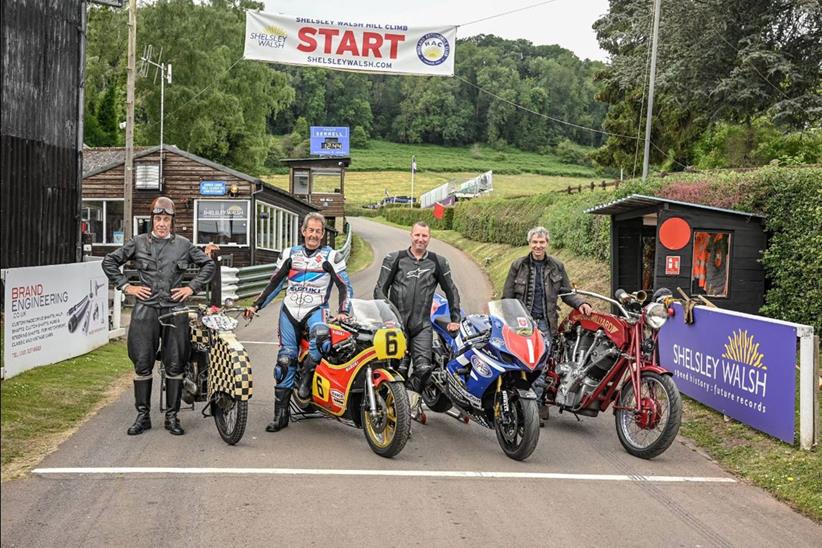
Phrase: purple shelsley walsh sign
[{"left": 658, "top": 304, "right": 797, "bottom": 443}]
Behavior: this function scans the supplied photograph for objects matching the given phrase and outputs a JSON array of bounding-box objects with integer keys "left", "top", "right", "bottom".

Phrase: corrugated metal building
[{"left": 1, "top": 0, "right": 85, "bottom": 269}]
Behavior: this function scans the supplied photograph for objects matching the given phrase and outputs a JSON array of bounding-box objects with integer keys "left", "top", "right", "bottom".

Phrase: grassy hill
[{"left": 264, "top": 140, "right": 601, "bottom": 206}]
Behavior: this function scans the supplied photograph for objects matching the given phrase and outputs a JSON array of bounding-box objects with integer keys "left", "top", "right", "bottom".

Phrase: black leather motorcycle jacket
[
  {"left": 102, "top": 233, "right": 215, "bottom": 308},
  {"left": 374, "top": 248, "right": 461, "bottom": 334}
]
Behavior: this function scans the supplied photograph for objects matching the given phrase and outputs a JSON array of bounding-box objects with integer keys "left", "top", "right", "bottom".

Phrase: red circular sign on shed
[{"left": 659, "top": 217, "right": 691, "bottom": 250}]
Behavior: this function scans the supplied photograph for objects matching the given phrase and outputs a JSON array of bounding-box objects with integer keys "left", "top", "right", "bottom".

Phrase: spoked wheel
[
  {"left": 212, "top": 391, "right": 249, "bottom": 445},
  {"left": 494, "top": 392, "right": 540, "bottom": 461},
  {"left": 615, "top": 371, "right": 682, "bottom": 459},
  {"left": 362, "top": 381, "right": 411, "bottom": 458},
  {"left": 421, "top": 383, "right": 452, "bottom": 413}
]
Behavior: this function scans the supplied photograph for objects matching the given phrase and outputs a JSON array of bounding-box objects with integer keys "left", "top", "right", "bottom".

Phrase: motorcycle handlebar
[{"left": 557, "top": 288, "right": 633, "bottom": 319}]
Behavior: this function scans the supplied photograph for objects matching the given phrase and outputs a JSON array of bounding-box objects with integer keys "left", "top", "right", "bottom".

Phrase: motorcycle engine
[{"left": 554, "top": 326, "right": 620, "bottom": 411}]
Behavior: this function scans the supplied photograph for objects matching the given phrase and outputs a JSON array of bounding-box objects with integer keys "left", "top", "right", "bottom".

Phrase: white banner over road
[
  {"left": 244, "top": 11, "right": 457, "bottom": 76},
  {"left": 3, "top": 262, "right": 109, "bottom": 379}
]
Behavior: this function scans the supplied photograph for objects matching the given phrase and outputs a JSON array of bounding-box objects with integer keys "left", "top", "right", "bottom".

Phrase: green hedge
[
  {"left": 383, "top": 206, "right": 455, "bottom": 230},
  {"left": 452, "top": 194, "right": 557, "bottom": 245}
]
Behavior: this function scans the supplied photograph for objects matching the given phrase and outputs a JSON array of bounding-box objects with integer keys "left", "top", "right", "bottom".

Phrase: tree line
[
  {"left": 83, "top": 0, "right": 820, "bottom": 176},
  {"left": 83, "top": 0, "right": 606, "bottom": 174}
]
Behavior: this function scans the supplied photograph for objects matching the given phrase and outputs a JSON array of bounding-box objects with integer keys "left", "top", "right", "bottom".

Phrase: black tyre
[
  {"left": 362, "top": 381, "right": 411, "bottom": 458},
  {"left": 422, "top": 383, "right": 452, "bottom": 413},
  {"left": 212, "top": 392, "right": 249, "bottom": 446},
  {"left": 494, "top": 393, "right": 540, "bottom": 461},
  {"left": 615, "top": 371, "right": 682, "bottom": 459}
]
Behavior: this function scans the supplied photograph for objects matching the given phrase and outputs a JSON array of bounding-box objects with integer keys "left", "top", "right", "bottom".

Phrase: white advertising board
[
  {"left": 244, "top": 11, "right": 457, "bottom": 76},
  {"left": 3, "top": 262, "right": 109, "bottom": 379}
]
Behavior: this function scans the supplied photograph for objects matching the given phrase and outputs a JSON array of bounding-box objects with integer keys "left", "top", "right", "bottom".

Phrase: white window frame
[
  {"left": 256, "top": 201, "right": 299, "bottom": 252},
  {"left": 82, "top": 198, "right": 125, "bottom": 246},
  {"left": 133, "top": 215, "right": 151, "bottom": 236},
  {"left": 193, "top": 199, "right": 251, "bottom": 247}
]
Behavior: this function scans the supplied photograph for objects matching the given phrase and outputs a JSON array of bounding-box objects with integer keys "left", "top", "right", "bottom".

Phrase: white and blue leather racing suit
[{"left": 252, "top": 245, "right": 353, "bottom": 389}]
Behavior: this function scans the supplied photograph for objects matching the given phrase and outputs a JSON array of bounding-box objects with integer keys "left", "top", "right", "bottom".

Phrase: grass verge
[
  {"left": 1, "top": 340, "right": 133, "bottom": 480},
  {"left": 347, "top": 232, "right": 374, "bottom": 274},
  {"left": 366, "top": 215, "right": 822, "bottom": 522}
]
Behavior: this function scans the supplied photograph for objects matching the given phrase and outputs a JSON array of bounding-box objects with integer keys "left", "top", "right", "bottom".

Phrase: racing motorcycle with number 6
[
  {"left": 542, "top": 287, "right": 682, "bottom": 459},
  {"left": 290, "top": 299, "right": 412, "bottom": 458}
]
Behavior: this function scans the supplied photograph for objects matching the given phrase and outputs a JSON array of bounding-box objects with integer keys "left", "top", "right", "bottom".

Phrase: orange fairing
[
  {"left": 311, "top": 348, "right": 377, "bottom": 416},
  {"left": 501, "top": 324, "right": 546, "bottom": 370}
]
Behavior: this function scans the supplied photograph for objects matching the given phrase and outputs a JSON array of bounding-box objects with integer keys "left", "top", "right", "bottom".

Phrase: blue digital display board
[{"left": 309, "top": 126, "right": 349, "bottom": 156}]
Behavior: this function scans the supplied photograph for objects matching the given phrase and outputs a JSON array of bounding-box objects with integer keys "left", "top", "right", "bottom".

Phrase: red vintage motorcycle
[{"left": 542, "top": 288, "right": 682, "bottom": 459}]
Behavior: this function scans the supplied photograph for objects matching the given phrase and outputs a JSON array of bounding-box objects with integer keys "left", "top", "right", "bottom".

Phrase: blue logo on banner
[
  {"left": 310, "top": 126, "right": 349, "bottom": 156},
  {"left": 658, "top": 303, "right": 797, "bottom": 442},
  {"left": 416, "top": 33, "right": 450, "bottom": 66},
  {"left": 200, "top": 181, "right": 227, "bottom": 196}
]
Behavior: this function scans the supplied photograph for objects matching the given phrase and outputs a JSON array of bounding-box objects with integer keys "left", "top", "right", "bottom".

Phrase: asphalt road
[{"left": 2, "top": 218, "right": 820, "bottom": 547}]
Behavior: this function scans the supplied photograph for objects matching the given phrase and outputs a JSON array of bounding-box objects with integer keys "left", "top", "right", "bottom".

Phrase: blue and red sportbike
[{"left": 420, "top": 295, "right": 547, "bottom": 460}]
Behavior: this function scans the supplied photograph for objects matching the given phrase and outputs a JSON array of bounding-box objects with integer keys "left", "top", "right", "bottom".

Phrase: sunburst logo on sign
[
  {"left": 263, "top": 25, "right": 287, "bottom": 37},
  {"left": 722, "top": 329, "right": 766, "bottom": 370}
]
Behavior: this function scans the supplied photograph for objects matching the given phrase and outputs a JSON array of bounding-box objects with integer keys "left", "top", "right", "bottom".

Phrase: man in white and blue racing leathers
[{"left": 245, "top": 212, "right": 353, "bottom": 432}]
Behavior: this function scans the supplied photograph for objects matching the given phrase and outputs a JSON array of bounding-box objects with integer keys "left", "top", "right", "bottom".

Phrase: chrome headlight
[{"left": 644, "top": 302, "right": 668, "bottom": 330}]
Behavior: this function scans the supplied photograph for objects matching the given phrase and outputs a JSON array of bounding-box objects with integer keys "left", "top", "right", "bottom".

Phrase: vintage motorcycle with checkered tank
[
  {"left": 541, "top": 288, "right": 682, "bottom": 459},
  {"left": 421, "top": 295, "right": 546, "bottom": 461},
  {"left": 290, "top": 299, "right": 412, "bottom": 458},
  {"left": 159, "top": 304, "right": 253, "bottom": 445}
]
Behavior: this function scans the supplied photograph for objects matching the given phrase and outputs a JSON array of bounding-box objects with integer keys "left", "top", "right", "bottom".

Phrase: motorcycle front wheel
[
  {"left": 362, "top": 381, "right": 411, "bottom": 458},
  {"left": 615, "top": 371, "right": 682, "bottom": 459},
  {"left": 494, "top": 392, "right": 540, "bottom": 461},
  {"left": 212, "top": 392, "right": 248, "bottom": 445}
]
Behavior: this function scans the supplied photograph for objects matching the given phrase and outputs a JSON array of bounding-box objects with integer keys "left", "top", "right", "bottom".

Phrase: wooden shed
[
  {"left": 82, "top": 145, "right": 319, "bottom": 267},
  {"left": 587, "top": 194, "right": 767, "bottom": 314},
  {"left": 280, "top": 157, "right": 350, "bottom": 235}
]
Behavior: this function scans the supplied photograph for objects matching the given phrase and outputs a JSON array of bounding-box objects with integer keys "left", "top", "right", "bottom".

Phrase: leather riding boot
[
  {"left": 164, "top": 378, "right": 185, "bottom": 435},
  {"left": 127, "top": 378, "right": 152, "bottom": 435},
  {"left": 409, "top": 363, "right": 433, "bottom": 394},
  {"left": 266, "top": 387, "right": 292, "bottom": 432},
  {"left": 297, "top": 356, "right": 317, "bottom": 400}
]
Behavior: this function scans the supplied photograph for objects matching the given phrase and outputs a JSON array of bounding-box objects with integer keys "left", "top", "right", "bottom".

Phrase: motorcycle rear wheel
[
  {"left": 494, "top": 393, "right": 540, "bottom": 461},
  {"left": 212, "top": 392, "right": 248, "bottom": 446},
  {"left": 615, "top": 371, "right": 682, "bottom": 459},
  {"left": 422, "top": 383, "right": 452, "bottom": 413},
  {"left": 362, "top": 382, "right": 411, "bottom": 458}
]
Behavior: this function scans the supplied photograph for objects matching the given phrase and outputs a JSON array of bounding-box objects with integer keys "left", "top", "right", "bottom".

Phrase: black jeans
[{"left": 128, "top": 303, "right": 190, "bottom": 378}]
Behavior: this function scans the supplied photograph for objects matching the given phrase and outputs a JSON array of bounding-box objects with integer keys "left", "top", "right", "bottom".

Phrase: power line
[
  {"left": 454, "top": 73, "right": 638, "bottom": 140},
  {"left": 458, "top": 0, "right": 562, "bottom": 28}
]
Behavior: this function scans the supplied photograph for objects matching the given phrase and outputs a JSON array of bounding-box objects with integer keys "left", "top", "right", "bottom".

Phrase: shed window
[
  {"left": 256, "top": 202, "right": 298, "bottom": 251},
  {"left": 82, "top": 199, "right": 124, "bottom": 245},
  {"left": 692, "top": 231, "right": 731, "bottom": 297},
  {"left": 135, "top": 163, "right": 161, "bottom": 190},
  {"left": 195, "top": 200, "right": 249, "bottom": 246},
  {"left": 134, "top": 216, "right": 151, "bottom": 236}
]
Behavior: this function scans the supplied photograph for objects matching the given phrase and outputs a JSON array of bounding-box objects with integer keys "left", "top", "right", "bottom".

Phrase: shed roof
[
  {"left": 585, "top": 194, "right": 764, "bottom": 219},
  {"left": 82, "top": 145, "right": 318, "bottom": 210}
]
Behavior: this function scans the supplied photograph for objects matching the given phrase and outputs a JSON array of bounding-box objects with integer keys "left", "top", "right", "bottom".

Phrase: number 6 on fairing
[{"left": 374, "top": 328, "right": 406, "bottom": 359}]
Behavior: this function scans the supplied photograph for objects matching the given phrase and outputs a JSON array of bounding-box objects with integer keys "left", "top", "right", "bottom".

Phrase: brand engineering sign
[
  {"left": 659, "top": 304, "right": 797, "bottom": 442},
  {"left": 244, "top": 11, "right": 457, "bottom": 76}
]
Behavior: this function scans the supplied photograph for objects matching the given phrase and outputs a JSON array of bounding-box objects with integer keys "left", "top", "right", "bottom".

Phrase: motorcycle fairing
[
  {"left": 311, "top": 347, "right": 377, "bottom": 416},
  {"left": 499, "top": 322, "right": 546, "bottom": 370},
  {"left": 207, "top": 331, "right": 253, "bottom": 401}
]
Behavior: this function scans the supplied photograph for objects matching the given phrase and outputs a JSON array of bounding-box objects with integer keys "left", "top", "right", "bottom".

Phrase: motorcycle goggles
[{"left": 151, "top": 206, "right": 175, "bottom": 216}]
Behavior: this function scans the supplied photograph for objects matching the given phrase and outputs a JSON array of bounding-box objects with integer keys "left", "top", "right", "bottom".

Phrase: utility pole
[
  {"left": 124, "top": 0, "right": 137, "bottom": 241},
  {"left": 642, "top": 0, "right": 662, "bottom": 182}
]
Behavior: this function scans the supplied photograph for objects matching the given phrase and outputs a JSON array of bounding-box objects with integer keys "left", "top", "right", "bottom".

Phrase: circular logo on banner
[
  {"left": 659, "top": 217, "right": 691, "bottom": 250},
  {"left": 416, "top": 33, "right": 450, "bottom": 66}
]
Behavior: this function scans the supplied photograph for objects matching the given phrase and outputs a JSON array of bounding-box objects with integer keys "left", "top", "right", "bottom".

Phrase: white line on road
[
  {"left": 32, "top": 467, "right": 736, "bottom": 483},
  {"left": 239, "top": 341, "right": 279, "bottom": 345}
]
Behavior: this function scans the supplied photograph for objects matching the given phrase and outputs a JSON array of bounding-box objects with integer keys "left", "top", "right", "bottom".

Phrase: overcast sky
[{"left": 262, "top": 0, "right": 610, "bottom": 62}]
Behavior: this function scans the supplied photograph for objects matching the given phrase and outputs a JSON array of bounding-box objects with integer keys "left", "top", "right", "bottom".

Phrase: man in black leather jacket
[
  {"left": 374, "top": 221, "right": 461, "bottom": 395},
  {"left": 103, "top": 197, "right": 215, "bottom": 436}
]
